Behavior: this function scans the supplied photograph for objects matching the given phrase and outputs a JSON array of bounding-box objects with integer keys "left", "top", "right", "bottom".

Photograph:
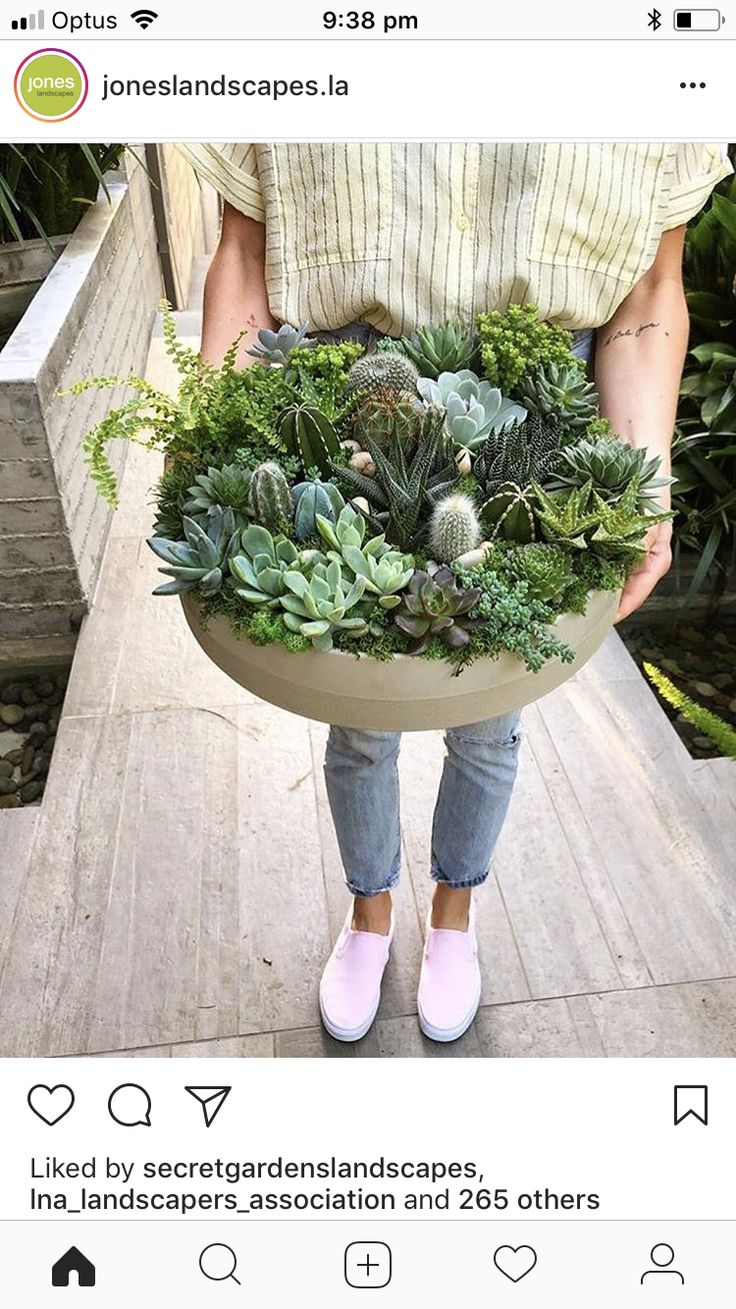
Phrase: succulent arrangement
[{"left": 76, "top": 302, "right": 672, "bottom": 674}]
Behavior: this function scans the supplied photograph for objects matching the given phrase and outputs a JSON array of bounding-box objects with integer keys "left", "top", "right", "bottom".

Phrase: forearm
[
  {"left": 200, "top": 210, "right": 277, "bottom": 369},
  {"left": 595, "top": 264, "right": 689, "bottom": 500}
]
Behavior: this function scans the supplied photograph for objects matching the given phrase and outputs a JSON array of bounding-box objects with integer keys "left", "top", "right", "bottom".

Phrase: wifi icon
[{"left": 131, "top": 8, "right": 158, "bottom": 28}]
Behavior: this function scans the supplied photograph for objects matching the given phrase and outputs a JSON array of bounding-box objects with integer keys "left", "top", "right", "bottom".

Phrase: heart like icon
[
  {"left": 493, "top": 1245, "right": 538, "bottom": 1283},
  {"left": 27, "top": 1084, "right": 75, "bottom": 1126}
]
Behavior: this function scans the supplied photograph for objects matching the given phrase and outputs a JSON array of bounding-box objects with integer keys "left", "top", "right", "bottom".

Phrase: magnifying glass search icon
[{"left": 199, "top": 1243, "right": 241, "bottom": 1285}]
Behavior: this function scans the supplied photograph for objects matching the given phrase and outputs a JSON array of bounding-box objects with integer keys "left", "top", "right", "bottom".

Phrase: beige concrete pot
[{"left": 181, "top": 589, "right": 618, "bottom": 731}]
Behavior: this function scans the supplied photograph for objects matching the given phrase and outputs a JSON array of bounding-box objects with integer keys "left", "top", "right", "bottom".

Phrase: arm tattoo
[{"left": 602, "top": 321, "right": 662, "bottom": 347}]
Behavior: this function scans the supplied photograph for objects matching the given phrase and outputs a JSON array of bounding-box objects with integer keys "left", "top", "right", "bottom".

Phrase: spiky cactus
[
  {"left": 352, "top": 388, "right": 424, "bottom": 452},
  {"left": 292, "top": 479, "right": 345, "bottom": 541},
  {"left": 347, "top": 352, "right": 420, "bottom": 398},
  {"left": 277, "top": 404, "right": 340, "bottom": 478},
  {"left": 429, "top": 494, "right": 482, "bottom": 564},
  {"left": 481, "top": 483, "right": 537, "bottom": 544},
  {"left": 248, "top": 461, "right": 293, "bottom": 532}
]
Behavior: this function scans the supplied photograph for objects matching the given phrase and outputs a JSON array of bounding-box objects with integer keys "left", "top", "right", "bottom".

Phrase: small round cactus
[
  {"left": 248, "top": 461, "right": 293, "bottom": 532},
  {"left": 429, "top": 493, "right": 482, "bottom": 564},
  {"left": 347, "top": 352, "right": 420, "bottom": 397}
]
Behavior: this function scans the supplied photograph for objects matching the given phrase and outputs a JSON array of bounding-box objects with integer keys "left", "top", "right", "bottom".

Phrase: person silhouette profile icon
[{"left": 641, "top": 1244, "right": 685, "bottom": 1285}]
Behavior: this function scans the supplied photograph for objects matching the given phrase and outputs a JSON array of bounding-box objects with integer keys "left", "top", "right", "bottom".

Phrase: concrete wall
[
  {"left": 155, "top": 144, "right": 220, "bottom": 309},
  {"left": 0, "top": 154, "right": 161, "bottom": 656}
]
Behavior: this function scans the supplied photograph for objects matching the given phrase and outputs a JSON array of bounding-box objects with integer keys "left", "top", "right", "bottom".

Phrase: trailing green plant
[
  {"left": 478, "top": 303, "right": 579, "bottom": 393},
  {"left": 418, "top": 370, "right": 527, "bottom": 450},
  {"left": 393, "top": 567, "right": 482, "bottom": 654},
  {"left": 292, "top": 479, "right": 345, "bottom": 540},
  {"left": 347, "top": 351, "right": 420, "bottom": 398},
  {"left": 548, "top": 436, "right": 672, "bottom": 511},
  {"left": 519, "top": 361, "right": 599, "bottom": 430},
  {"left": 644, "top": 663, "right": 736, "bottom": 758},
  {"left": 147, "top": 507, "right": 238, "bottom": 597},
  {"left": 429, "top": 493, "right": 482, "bottom": 563},
  {"left": 183, "top": 463, "right": 253, "bottom": 525},
  {"left": 277, "top": 403, "right": 341, "bottom": 477},
  {"left": 229, "top": 525, "right": 301, "bottom": 607},
  {"left": 280, "top": 559, "right": 369, "bottom": 652},
  {"left": 248, "top": 461, "right": 293, "bottom": 532},
  {"left": 503, "top": 542, "right": 576, "bottom": 602},
  {"left": 398, "top": 321, "right": 481, "bottom": 379},
  {"left": 70, "top": 302, "right": 295, "bottom": 505},
  {"left": 331, "top": 405, "right": 458, "bottom": 552},
  {"left": 452, "top": 561, "right": 577, "bottom": 673}
]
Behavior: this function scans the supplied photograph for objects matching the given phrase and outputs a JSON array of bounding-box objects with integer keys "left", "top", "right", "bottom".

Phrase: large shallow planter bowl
[{"left": 181, "top": 589, "right": 619, "bottom": 730}]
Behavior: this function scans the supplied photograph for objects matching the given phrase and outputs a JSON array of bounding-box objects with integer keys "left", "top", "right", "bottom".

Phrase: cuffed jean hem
[
  {"left": 346, "top": 871, "right": 401, "bottom": 898},
  {"left": 430, "top": 862, "right": 490, "bottom": 889}
]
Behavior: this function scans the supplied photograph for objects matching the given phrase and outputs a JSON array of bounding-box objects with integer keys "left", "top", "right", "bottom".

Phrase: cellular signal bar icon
[{"left": 11, "top": 8, "right": 45, "bottom": 29}]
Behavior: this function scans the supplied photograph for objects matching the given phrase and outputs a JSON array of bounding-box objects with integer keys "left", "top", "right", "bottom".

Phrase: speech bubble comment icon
[{"left": 108, "top": 1083, "right": 152, "bottom": 1127}]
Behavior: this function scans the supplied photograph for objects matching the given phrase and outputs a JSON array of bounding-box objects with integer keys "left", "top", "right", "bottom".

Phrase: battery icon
[{"left": 674, "top": 8, "right": 724, "bottom": 27}]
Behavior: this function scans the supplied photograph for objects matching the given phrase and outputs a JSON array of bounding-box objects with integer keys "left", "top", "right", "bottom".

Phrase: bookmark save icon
[{"left": 185, "top": 1085, "right": 232, "bottom": 1127}]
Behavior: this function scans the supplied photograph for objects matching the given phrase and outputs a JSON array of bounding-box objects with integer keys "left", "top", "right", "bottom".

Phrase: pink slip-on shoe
[
  {"left": 417, "top": 901, "right": 481, "bottom": 1042},
  {"left": 319, "top": 905, "right": 395, "bottom": 1042}
]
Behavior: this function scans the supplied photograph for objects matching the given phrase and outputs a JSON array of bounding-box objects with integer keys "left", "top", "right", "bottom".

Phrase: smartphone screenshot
[{"left": 0, "top": 2, "right": 734, "bottom": 1303}]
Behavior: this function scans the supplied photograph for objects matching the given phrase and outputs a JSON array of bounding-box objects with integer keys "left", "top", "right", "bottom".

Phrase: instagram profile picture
[{"left": 14, "top": 48, "right": 88, "bottom": 122}]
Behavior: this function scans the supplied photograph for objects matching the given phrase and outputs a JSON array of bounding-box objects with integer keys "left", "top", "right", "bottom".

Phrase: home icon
[{"left": 51, "top": 1246, "right": 96, "bottom": 1287}]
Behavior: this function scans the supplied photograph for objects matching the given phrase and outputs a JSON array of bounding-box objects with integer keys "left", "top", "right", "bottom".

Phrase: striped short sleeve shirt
[{"left": 177, "top": 142, "right": 731, "bottom": 336}]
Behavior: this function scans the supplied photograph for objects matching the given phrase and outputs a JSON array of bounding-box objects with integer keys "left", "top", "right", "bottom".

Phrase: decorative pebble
[
  {"left": 0, "top": 777, "right": 18, "bottom": 795},
  {"left": 20, "top": 780, "right": 43, "bottom": 804},
  {"left": 0, "top": 704, "right": 24, "bottom": 727},
  {"left": 693, "top": 736, "right": 716, "bottom": 750},
  {"left": 0, "top": 760, "right": 14, "bottom": 779},
  {"left": 712, "top": 673, "right": 734, "bottom": 690},
  {"left": 35, "top": 678, "right": 55, "bottom": 697},
  {"left": 56, "top": 672, "right": 68, "bottom": 690},
  {"left": 3, "top": 748, "right": 24, "bottom": 766},
  {"left": 693, "top": 682, "right": 717, "bottom": 698},
  {"left": 21, "top": 745, "right": 35, "bottom": 774},
  {"left": 28, "top": 721, "right": 47, "bottom": 742},
  {"left": 20, "top": 686, "right": 38, "bottom": 706},
  {"left": 1, "top": 682, "right": 23, "bottom": 703},
  {"left": 0, "top": 794, "right": 21, "bottom": 809}
]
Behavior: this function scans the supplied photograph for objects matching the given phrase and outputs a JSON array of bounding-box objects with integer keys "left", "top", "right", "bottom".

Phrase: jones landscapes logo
[{"left": 14, "top": 48, "right": 88, "bottom": 121}]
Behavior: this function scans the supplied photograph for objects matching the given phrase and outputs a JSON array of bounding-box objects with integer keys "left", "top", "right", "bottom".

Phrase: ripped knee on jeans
[{"left": 446, "top": 712, "right": 523, "bottom": 750}]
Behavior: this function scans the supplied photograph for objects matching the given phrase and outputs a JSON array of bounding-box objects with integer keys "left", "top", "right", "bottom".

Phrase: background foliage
[{"left": 673, "top": 144, "right": 736, "bottom": 596}]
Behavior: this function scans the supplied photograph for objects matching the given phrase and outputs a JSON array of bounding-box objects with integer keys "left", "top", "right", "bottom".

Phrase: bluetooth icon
[{"left": 648, "top": 7, "right": 662, "bottom": 28}]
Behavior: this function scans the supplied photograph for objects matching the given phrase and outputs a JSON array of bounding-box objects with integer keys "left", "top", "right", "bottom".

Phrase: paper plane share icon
[{"left": 185, "top": 1085, "right": 232, "bottom": 1127}]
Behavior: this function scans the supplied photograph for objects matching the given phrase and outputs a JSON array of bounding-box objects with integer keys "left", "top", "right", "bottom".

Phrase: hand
[{"left": 615, "top": 519, "right": 673, "bottom": 623}]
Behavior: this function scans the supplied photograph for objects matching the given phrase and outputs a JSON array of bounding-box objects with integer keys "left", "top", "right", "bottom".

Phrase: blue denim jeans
[
  {"left": 325, "top": 712, "right": 523, "bottom": 896},
  {"left": 321, "top": 325, "right": 594, "bottom": 897}
]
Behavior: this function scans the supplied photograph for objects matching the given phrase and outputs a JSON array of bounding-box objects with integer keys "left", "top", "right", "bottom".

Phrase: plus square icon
[{"left": 344, "top": 1242, "right": 392, "bottom": 1288}]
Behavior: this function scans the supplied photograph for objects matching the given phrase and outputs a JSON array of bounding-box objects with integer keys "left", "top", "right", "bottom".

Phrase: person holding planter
[{"left": 178, "top": 143, "right": 730, "bottom": 1043}]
